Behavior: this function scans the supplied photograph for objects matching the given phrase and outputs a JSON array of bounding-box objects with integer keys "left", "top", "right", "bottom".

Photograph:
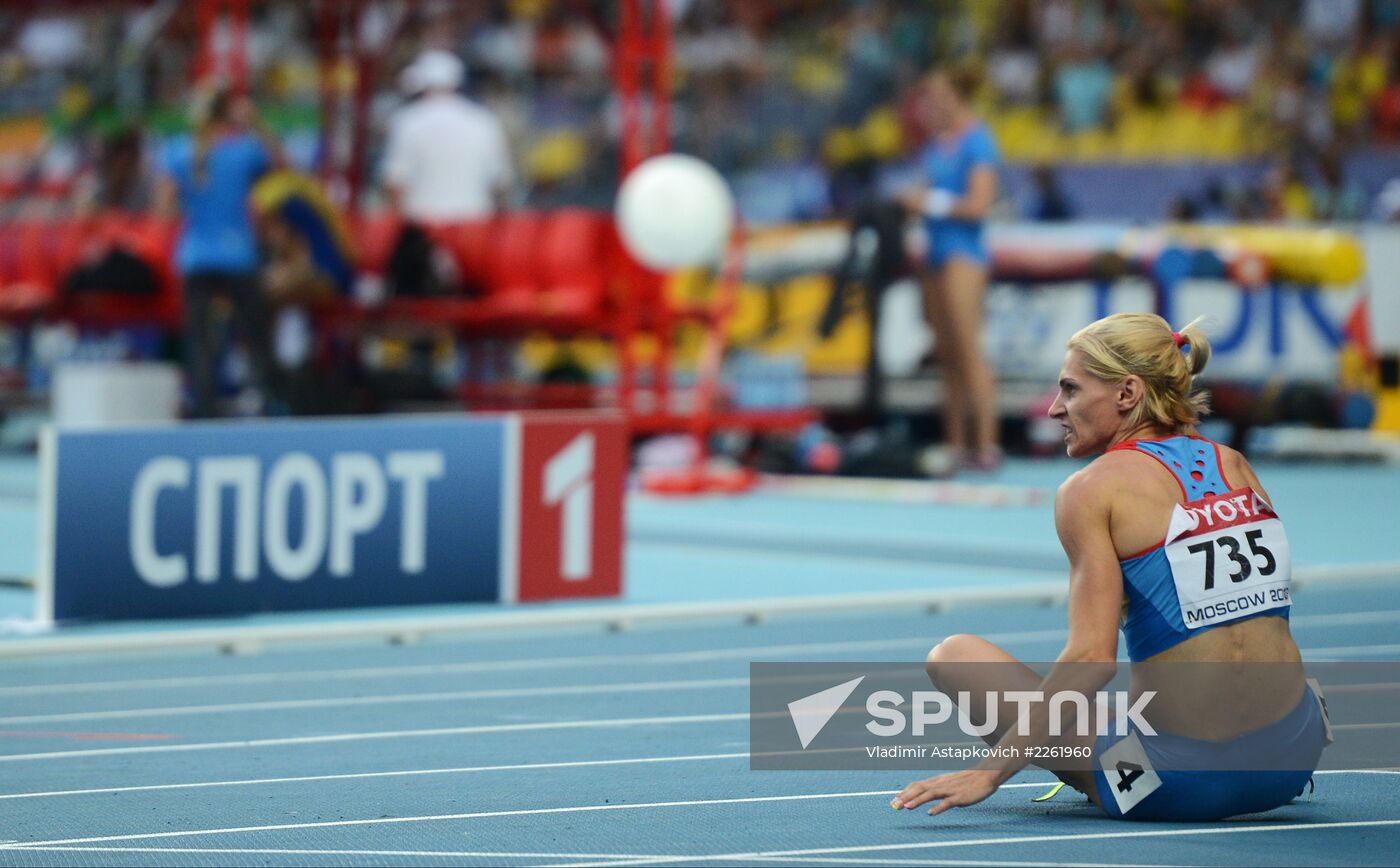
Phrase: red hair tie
[{"left": 1171, "top": 331, "right": 1186, "bottom": 348}]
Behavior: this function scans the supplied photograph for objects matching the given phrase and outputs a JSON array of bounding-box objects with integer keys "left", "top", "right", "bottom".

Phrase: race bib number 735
[{"left": 1163, "top": 488, "right": 1291, "bottom": 630}]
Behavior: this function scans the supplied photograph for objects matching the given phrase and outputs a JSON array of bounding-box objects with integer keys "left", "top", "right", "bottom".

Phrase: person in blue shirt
[
  {"left": 157, "top": 88, "right": 278, "bottom": 418},
  {"left": 899, "top": 67, "right": 1002, "bottom": 475}
]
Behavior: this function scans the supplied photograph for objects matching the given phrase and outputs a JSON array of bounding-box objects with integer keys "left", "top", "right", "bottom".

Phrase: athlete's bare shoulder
[
  {"left": 1087, "top": 446, "right": 1171, "bottom": 489},
  {"left": 1056, "top": 450, "right": 1144, "bottom": 504},
  {"left": 1213, "top": 440, "right": 1244, "bottom": 469},
  {"left": 1214, "top": 441, "right": 1273, "bottom": 503}
]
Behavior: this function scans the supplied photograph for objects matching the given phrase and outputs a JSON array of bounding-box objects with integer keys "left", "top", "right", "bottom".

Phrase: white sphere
[{"left": 615, "top": 154, "right": 735, "bottom": 270}]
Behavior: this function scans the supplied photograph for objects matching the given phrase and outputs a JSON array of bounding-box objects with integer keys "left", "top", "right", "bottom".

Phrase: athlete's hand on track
[
  {"left": 892, "top": 769, "right": 1000, "bottom": 816},
  {"left": 896, "top": 186, "right": 927, "bottom": 214}
]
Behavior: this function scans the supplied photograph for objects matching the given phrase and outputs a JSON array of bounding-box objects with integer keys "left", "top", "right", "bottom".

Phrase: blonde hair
[{"left": 1066, "top": 313, "right": 1212, "bottom": 431}]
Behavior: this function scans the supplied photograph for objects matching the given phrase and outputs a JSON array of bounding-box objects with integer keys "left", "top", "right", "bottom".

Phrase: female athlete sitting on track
[{"left": 895, "top": 312, "right": 1330, "bottom": 821}]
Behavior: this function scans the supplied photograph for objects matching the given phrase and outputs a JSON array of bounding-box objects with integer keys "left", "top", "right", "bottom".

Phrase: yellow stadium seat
[
  {"left": 992, "top": 108, "right": 1061, "bottom": 162},
  {"left": 508, "top": 0, "right": 548, "bottom": 20},
  {"left": 822, "top": 128, "right": 864, "bottom": 166},
  {"left": 1071, "top": 128, "right": 1112, "bottom": 161},
  {"left": 1159, "top": 107, "right": 1208, "bottom": 159},
  {"left": 1202, "top": 106, "right": 1246, "bottom": 159},
  {"left": 792, "top": 55, "right": 845, "bottom": 97},
  {"left": 0, "top": 117, "right": 46, "bottom": 154},
  {"left": 526, "top": 131, "right": 587, "bottom": 183},
  {"left": 987, "top": 107, "right": 1028, "bottom": 153},
  {"left": 1112, "top": 109, "right": 1161, "bottom": 160},
  {"left": 58, "top": 83, "right": 93, "bottom": 124}
]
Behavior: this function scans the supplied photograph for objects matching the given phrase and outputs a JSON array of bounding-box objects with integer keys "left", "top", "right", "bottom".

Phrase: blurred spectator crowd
[{"left": 0, "top": 0, "right": 1398, "bottom": 226}]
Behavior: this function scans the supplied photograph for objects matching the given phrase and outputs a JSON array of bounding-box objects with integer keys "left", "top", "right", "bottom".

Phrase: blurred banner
[
  {"left": 729, "top": 221, "right": 1365, "bottom": 383},
  {"left": 35, "top": 411, "right": 625, "bottom": 622},
  {"left": 980, "top": 279, "right": 1357, "bottom": 383}
]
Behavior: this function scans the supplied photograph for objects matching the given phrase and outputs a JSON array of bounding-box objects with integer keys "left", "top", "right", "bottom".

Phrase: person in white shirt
[{"left": 381, "top": 49, "right": 513, "bottom": 221}]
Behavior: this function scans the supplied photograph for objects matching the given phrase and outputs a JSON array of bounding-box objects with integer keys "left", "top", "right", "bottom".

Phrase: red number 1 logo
[{"left": 543, "top": 432, "right": 594, "bottom": 581}]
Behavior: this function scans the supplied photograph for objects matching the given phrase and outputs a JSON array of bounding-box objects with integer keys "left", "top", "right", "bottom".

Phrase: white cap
[{"left": 409, "top": 49, "right": 464, "bottom": 92}]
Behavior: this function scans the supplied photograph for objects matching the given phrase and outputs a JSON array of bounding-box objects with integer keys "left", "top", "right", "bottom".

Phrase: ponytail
[{"left": 1176, "top": 316, "right": 1211, "bottom": 378}]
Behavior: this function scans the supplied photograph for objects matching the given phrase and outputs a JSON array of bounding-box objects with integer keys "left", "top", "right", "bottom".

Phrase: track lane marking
[
  {"left": 0, "top": 713, "right": 748, "bottom": 763},
  {"left": 3, "top": 605, "right": 1396, "bottom": 698},
  {"left": 0, "top": 677, "right": 755, "bottom": 726},
  {"left": 0, "top": 791, "right": 897, "bottom": 848},
  {"left": 543, "top": 820, "right": 1400, "bottom": 868}
]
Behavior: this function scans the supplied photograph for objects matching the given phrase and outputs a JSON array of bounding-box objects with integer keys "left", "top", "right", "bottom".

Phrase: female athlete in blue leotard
[
  {"left": 899, "top": 67, "right": 1001, "bottom": 475},
  {"left": 895, "top": 313, "right": 1329, "bottom": 821}
]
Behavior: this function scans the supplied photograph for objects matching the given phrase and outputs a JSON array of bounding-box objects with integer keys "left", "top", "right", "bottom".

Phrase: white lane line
[
  {"left": 0, "top": 626, "right": 1389, "bottom": 746},
  {"left": 729, "top": 858, "right": 1195, "bottom": 868},
  {"left": 5, "top": 644, "right": 1394, "bottom": 733},
  {"left": 546, "top": 821, "right": 1400, "bottom": 868},
  {"left": 0, "top": 751, "right": 750, "bottom": 800},
  {"left": 1, "top": 776, "right": 1387, "bottom": 853},
  {"left": 0, "top": 712, "right": 747, "bottom": 763},
  {"left": 0, "top": 748, "right": 1054, "bottom": 801},
  {"left": 1305, "top": 643, "right": 1400, "bottom": 658},
  {"left": 0, "top": 791, "right": 895, "bottom": 849},
  {"left": 0, "top": 850, "right": 1192, "bottom": 868},
  {"left": 1293, "top": 610, "right": 1400, "bottom": 628},
  {"left": 4, "top": 635, "right": 1399, "bottom": 729},
  {"left": 1314, "top": 769, "right": 1400, "bottom": 774},
  {"left": 0, "top": 677, "right": 753, "bottom": 726},
  {"left": 632, "top": 540, "right": 1061, "bottom": 577},
  {"left": 0, "top": 634, "right": 965, "bottom": 699},
  {"left": 5, "top": 604, "right": 1395, "bottom": 699},
  {"left": 0, "top": 846, "right": 670, "bottom": 861}
]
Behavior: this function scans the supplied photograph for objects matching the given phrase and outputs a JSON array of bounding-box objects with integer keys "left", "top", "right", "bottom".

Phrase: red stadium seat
[
  {"left": 51, "top": 218, "right": 93, "bottom": 281},
  {"left": 335, "top": 209, "right": 623, "bottom": 339},
  {"left": 0, "top": 223, "right": 24, "bottom": 318},
  {"left": 352, "top": 214, "right": 402, "bottom": 274},
  {"left": 0, "top": 222, "right": 17, "bottom": 286},
  {"left": 426, "top": 219, "right": 495, "bottom": 291},
  {"left": 54, "top": 215, "right": 182, "bottom": 328},
  {"left": 485, "top": 211, "right": 547, "bottom": 319},
  {"left": 6, "top": 222, "right": 60, "bottom": 314},
  {"left": 536, "top": 209, "right": 610, "bottom": 323}
]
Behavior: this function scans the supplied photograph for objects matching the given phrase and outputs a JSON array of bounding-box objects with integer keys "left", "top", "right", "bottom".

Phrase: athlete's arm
[
  {"left": 969, "top": 471, "right": 1122, "bottom": 777},
  {"left": 893, "top": 473, "right": 1122, "bottom": 816},
  {"left": 153, "top": 176, "right": 178, "bottom": 220},
  {"left": 948, "top": 165, "right": 996, "bottom": 220},
  {"left": 1056, "top": 469, "right": 1124, "bottom": 664}
]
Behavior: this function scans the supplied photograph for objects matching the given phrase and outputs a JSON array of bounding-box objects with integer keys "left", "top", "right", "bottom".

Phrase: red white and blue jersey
[{"left": 1113, "top": 436, "right": 1292, "bottom": 662}]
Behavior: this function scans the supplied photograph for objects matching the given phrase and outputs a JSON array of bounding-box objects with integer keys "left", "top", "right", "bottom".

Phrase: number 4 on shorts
[
  {"left": 1115, "top": 760, "right": 1145, "bottom": 793},
  {"left": 1098, "top": 732, "right": 1163, "bottom": 815}
]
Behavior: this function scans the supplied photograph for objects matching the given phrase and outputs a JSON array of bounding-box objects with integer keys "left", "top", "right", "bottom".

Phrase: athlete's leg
[
  {"left": 921, "top": 266, "right": 967, "bottom": 453},
  {"left": 926, "top": 634, "right": 1101, "bottom": 802},
  {"left": 939, "top": 257, "right": 998, "bottom": 456}
]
